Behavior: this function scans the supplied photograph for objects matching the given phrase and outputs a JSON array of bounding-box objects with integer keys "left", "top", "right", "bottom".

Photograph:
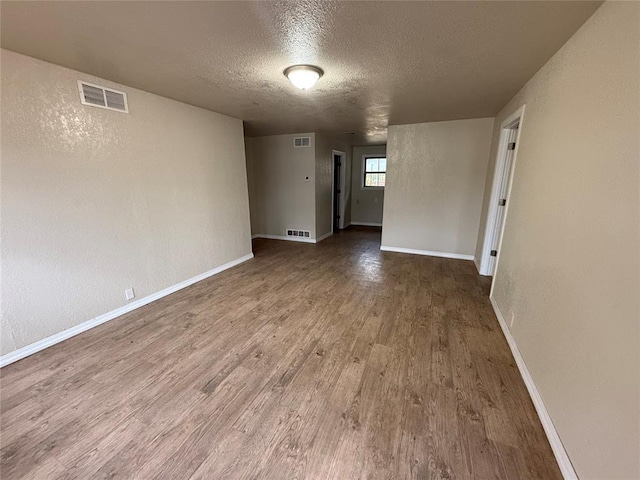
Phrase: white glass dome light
[{"left": 284, "top": 65, "right": 324, "bottom": 90}]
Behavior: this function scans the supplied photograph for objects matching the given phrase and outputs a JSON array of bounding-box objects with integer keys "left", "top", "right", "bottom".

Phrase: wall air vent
[
  {"left": 287, "top": 229, "right": 311, "bottom": 238},
  {"left": 77, "top": 81, "right": 129, "bottom": 113},
  {"left": 293, "top": 136, "right": 311, "bottom": 148}
]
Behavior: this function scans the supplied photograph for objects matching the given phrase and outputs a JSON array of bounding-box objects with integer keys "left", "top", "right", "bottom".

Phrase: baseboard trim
[
  {"left": 350, "top": 222, "right": 382, "bottom": 227},
  {"left": 473, "top": 256, "right": 482, "bottom": 274},
  {"left": 380, "top": 245, "right": 474, "bottom": 261},
  {"left": 316, "top": 231, "right": 333, "bottom": 243},
  {"left": 0, "top": 253, "right": 255, "bottom": 368},
  {"left": 489, "top": 297, "right": 578, "bottom": 480},
  {"left": 251, "top": 234, "right": 316, "bottom": 244}
]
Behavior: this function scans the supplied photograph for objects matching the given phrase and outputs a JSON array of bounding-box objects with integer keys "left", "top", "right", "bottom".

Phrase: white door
[{"left": 488, "top": 125, "right": 519, "bottom": 275}]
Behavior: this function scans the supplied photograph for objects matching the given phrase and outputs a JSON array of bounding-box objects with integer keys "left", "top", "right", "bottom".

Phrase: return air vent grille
[
  {"left": 77, "top": 81, "right": 129, "bottom": 113},
  {"left": 287, "top": 229, "right": 310, "bottom": 238},
  {"left": 293, "top": 137, "right": 311, "bottom": 148}
]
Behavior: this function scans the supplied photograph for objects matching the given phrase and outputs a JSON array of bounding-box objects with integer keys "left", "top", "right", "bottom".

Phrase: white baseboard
[
  {"left": 0, "top": 253, "right": 255, "bottom": 368},
  {"left": 350, "top": 222, "right": 382, "bottom": 227},
  {"left": 490, "top": 297, "right": 578, "bottom": 480},
  {"left": 473, "top": 256, "right": 482, "bottom": 274},
  {"left": 251, "top": 234, "right": 316, "bottom": 244},
  {"left": 316, "top": 231, "right": 333, "bottom": 243},
  {"left": 380, "top": 245, "right": 474, "bottom": 261}
]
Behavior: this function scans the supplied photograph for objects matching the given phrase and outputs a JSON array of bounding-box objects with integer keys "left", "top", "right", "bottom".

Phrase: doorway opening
[
  {"left": 332, "top": 150, "right": 346, "bottom": 233},
  {"left": 479, "top": 105, "right": 525, "bottom": 277}
]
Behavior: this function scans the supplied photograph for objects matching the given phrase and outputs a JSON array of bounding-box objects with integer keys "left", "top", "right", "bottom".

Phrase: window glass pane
[
  {"left": 364, "top": 158, "right": 386, "bottom": 187},
  {"left": 365, "top": 173, "right": 379, "bottom": 187}
]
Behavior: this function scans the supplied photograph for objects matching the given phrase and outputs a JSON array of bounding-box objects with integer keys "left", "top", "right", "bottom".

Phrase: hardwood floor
[{"left": 0, "top": 227, "right": 561, "bottom": 479}]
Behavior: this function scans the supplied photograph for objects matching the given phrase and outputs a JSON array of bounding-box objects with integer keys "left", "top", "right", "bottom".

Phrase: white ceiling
[{"left": 1, "top": 1, "right": 601, "bottom": 144}]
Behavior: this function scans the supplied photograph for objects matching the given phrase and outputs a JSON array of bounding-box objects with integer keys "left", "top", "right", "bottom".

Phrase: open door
[
  {"left": 333, "top": 153, "right": 342, "bottom": 232},
  {"left": 479, "top": 105, "right": 525, "bottom": 277}
]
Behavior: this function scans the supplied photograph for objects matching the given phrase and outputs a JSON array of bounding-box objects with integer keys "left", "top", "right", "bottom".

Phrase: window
[{"left": 363, "top": 157, "right": 386, "bottom": 188}]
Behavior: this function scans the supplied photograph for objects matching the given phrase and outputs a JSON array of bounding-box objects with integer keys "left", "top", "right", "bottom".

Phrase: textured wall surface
[
  {"left": 350, "top": 145, "right": 386, "bottom": 225},
  {"left": 476, "top": 3, "right": 639, "bottom": 478},
  {"left": 382, "top": 119, "right": 493, "bottom": 255},
  {"left": 1, "top": 50, "right": 252, "bottom": 356},
  {"left": 245, "top": 133, "right": 316, "bottom": 238}
]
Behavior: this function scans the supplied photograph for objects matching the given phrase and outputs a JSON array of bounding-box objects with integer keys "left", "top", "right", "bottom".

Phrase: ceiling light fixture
[{"left": 284, "top": 65, "right": 324, "bottom": 90}]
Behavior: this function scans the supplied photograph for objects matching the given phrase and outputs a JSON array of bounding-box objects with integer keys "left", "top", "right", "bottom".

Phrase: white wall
[
  {"left": 0, "top": 50, "right": 252, "bottom": 356},
  {"left": 381, "top": 118, "right": 494, "bottom": 256},
  {"left": 350, "top": 145, "right": 386, "bottom": 226},
  {"left": 476, "top": 3, "right": 639, "bottom": 478},
  {"left": 245, "top": 133, "right": 316, "bottom": 239}
]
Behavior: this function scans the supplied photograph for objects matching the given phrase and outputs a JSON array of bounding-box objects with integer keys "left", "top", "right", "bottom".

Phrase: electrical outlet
[
  {"left": 510, "top": 312, "right": 515, "bottom": 328},
  {"left": 125, "top": 288, "right": 135, "bottom": 301}
]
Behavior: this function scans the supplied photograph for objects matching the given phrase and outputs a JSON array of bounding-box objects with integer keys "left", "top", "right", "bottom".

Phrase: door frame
[
  {"left": 331, "top": 150, "right": 347, "bottom": 232},
  {"left": 479, "top": 105, "right": 526, "bottom": 277}
]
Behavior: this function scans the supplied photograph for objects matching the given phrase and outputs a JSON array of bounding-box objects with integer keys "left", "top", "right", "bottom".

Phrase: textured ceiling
[{"left": 1, "top": 1, "right": 601, "bottom": 144}]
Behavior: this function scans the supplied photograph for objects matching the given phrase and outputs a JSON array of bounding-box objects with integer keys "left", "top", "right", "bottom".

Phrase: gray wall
[
  {"left": 350, "top": 145, "right": 386, "bottom": 226},
  {"left": 1, "top": 50, "right": 252, "bottom": 356},
  {"left": 381, "top": 118, "right": 494, "bottom": 256},
  {"left": 476, "top": 3, "right": 639, "bottom": 478}
]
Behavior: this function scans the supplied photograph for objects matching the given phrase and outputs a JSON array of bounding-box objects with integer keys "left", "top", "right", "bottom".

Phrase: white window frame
[{"left": 361, "top": 155, "right": 386, "bottom": 190}]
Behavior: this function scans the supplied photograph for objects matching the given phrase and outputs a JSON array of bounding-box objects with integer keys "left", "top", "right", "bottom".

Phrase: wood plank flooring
[{"left": 0, "top": 227, "right": 562, "bottom": 479}]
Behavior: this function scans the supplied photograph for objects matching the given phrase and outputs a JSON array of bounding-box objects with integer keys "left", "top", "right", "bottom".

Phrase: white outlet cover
[{"left": 125, "top": 288, "right": 135, "bottom": 300}]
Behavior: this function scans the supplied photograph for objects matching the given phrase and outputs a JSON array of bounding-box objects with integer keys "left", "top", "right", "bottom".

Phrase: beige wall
[
  {"left": 0, "top": 50, "right": 252, "bottom": 356},
  {"left": 477, "top": 3, "right": 639, "bottom": 478},
  {"left": 350, "top": 145, "right": 387, "bottom": 225},
  {"left": 245, "top": 133, "right": 316, "bottom": 238},
  {"left": 246, "top": 132, "right": 350, "bottom": 241},
  {"left": 382, "top": 118, "right": 493, "bottom": 256}
]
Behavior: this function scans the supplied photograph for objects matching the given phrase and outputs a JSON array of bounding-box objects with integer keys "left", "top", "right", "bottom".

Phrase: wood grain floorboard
[{"left": 0, "top": 227, "right": 562, "bottom": 479}]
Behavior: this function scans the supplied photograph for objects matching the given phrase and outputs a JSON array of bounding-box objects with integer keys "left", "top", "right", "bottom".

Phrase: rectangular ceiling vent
[
  {"left": 293, "top": 137, "right": 311, "bottom": 148},
  {"left": 287, "top": 229, "right": 310, "bottom": 238},
  {"left": 77, "top": 80, "right": 129, "bottom": 113}
]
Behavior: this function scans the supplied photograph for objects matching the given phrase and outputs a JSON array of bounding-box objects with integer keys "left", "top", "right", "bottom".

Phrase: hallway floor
[{"left": 0, "top": 227, "right": 561, "bottom": 479}]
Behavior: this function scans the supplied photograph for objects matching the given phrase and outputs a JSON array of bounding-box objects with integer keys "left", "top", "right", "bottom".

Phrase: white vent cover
[
  {"left": 287, "top": 229, "right": 310, "bottom": 238},
  {"left": 293, "top": 137, "right": 311, "bottom": 148},
  {"left": 77, "top": 81, "right": 129, "bottom": 113}
]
